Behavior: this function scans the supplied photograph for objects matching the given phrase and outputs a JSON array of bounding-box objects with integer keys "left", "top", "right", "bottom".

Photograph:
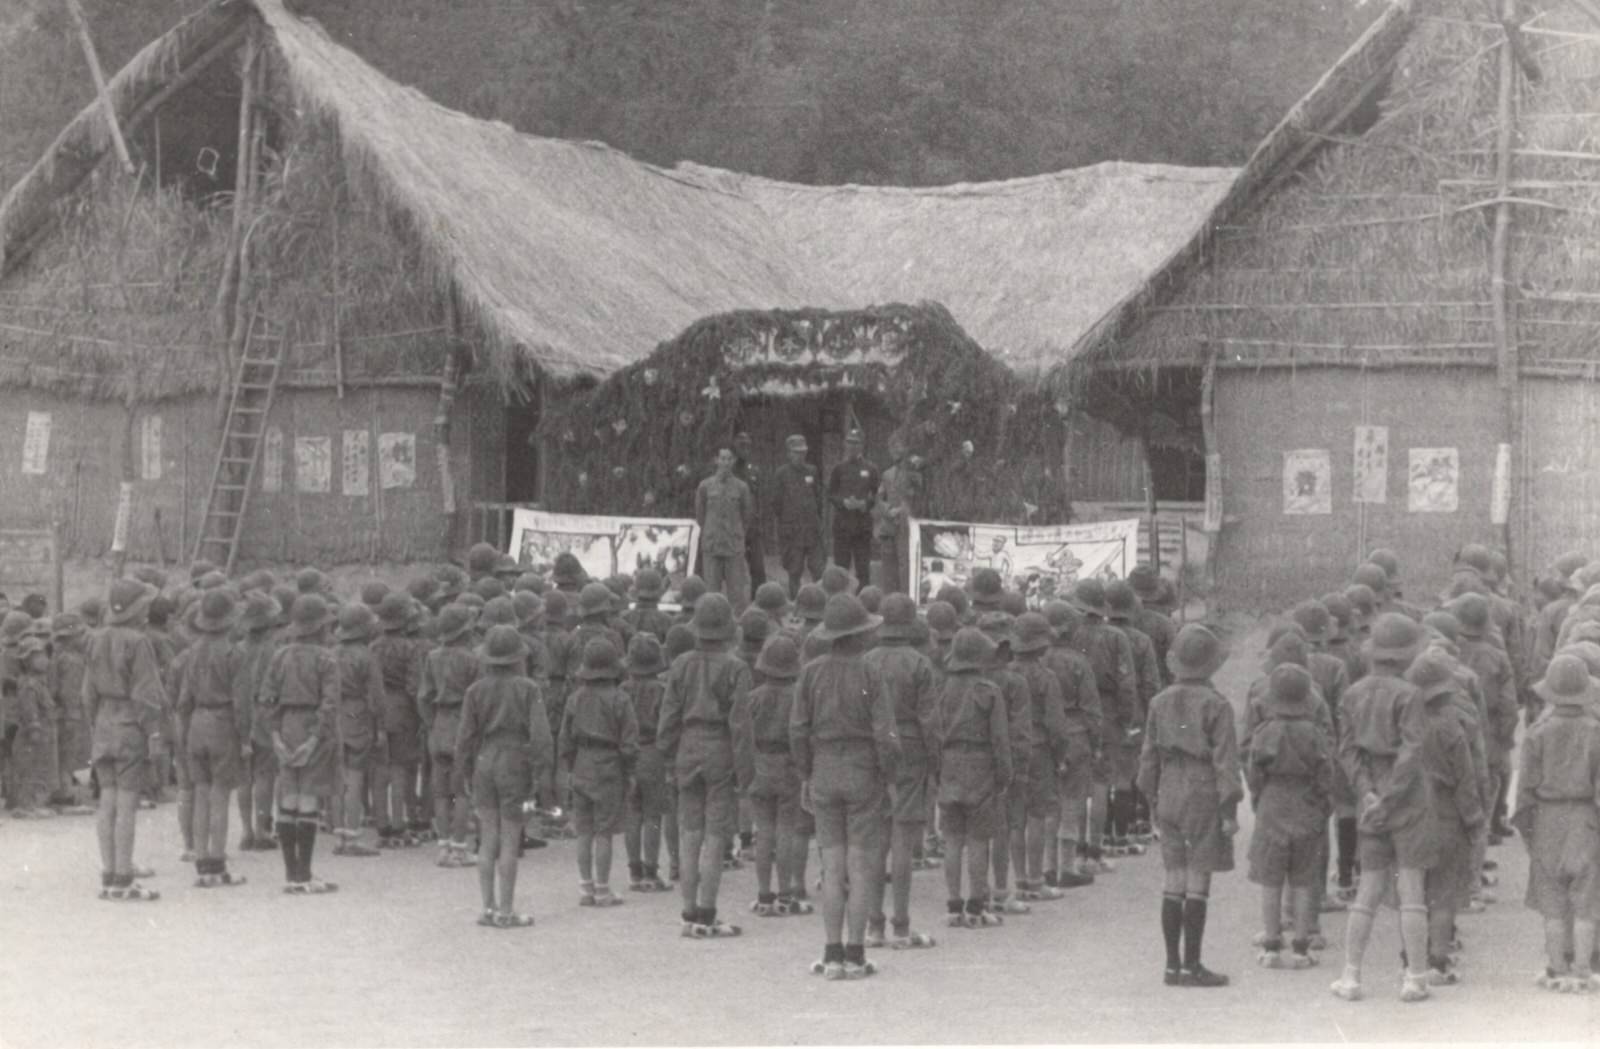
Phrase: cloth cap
[
  {"left": 482, "top": 624, "right": 528, "bottom": 666},
  {"left": 945, "top": 627, "right": 997, "bottom": 673},
  {"left": 845, "top": 428, "right": 864, "bottom": 445},
  {"left": 755, "top": 635, "right": 801, "bottom": 680},
  {"left": 812, "top": 594, "right": 883, "bottom": 643},
  {"left": 785, "top": 434, "right": 808, "bottom": 452},
  {"left": 576, "top": 638, "right": 623, "bottom": 680}
]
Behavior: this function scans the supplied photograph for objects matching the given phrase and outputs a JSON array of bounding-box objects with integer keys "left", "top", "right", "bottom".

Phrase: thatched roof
[{"left": 0, "top": 0, "right": 1235, "bottom": 390}]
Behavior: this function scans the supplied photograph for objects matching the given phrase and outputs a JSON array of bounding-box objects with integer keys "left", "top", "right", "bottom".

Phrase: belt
[
  {"left": 943, "top": 740, "right": 992, "bottom": 753},
  {"left": 755, "top": 740, "right": 790, "bottom": 755}
]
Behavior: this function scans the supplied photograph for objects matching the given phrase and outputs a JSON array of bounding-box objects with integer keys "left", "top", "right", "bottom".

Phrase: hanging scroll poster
[
  {"left": 140, "top": 415, "right": 163, "bottom": 481},
  {"left": 261, "top": 427, "right": 283, "bottom": 493},
  {"left": 1352, "top": 425, "right": 1387, "bottom": 504},
  {"left": 21, "top": 411, "right": 50, "bottom": 476},
  {"left": 295, "top": 436, "right": 331, "bottom": 493},
  {"left": 1409, "top": 447, "right": 1459, "bottom": 513},
  {"left": 1283, "top": 449, "right": 1332, "bottom": 515},
  {"left": 342, "top": 430, "right": 370, "bottom": 496},
  {"left": 378, "top": 432, "right": 416, "bottom": 489}
]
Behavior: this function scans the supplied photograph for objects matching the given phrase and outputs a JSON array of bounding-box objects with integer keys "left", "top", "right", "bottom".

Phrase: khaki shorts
[
  {"left": 572, "top": 779, "right": 625, "bottom": 836},
  {"left": 938, "top": 796, "right": 996, "bottom": 841},
  {"left": 1026, "top": 748, "right": 1058, "bottom": 818},
  {"left": 94, "top": 755, "right": 147, "bottom": 792},
  {"left": 892, "top": 761, "right": 931, "bottom": 825},
  {"left": 472, "top": 745, "right": 533, "bottom": 823},
  {"left": 1159, "top": 815, "right": 1227, "bottom": 874},
  {"left": 429, "top": 754, "right": 466, "bottom": 800},
  {"left": 1248, "top": 829, "right": 1321, "bottom": 888},
  {"left": 626, "top": 747, "right": 668, "bottom": 823},
  {"left": 677, "top": 770, "right": 736, "bottom": 838}
]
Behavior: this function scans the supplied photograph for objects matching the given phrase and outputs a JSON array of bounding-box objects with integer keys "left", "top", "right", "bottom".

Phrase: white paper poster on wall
[
  {"left": 21, "top": 411, "right": 50, "bottom": 476},
  {"left": 909, "top": 516, "right": 1141, "bottom": 605},
  {"left": 1352, "top": 425, "right": 1388, "bottom": 504},
  {"left": 378, "top": 432, "right": 416, "bottom": 489},
  {"left": 1283, "top": 449, "right": 1332, "bottom": 515},
  {"left": 1203, "top": 453, "right": 1223, "bottom": 533},
  {"left": 1408, "top": 447, "right": 1459, "bottom": 513},
  {"left": 1490, "top": 443, "right": 1511, "bottom": 526},
  {"left": 342, "top": 430, "right": 370, "bottom": 496},
  {"left": 295, "top": 436, "right": 331, "bottom": 493},
  {"left": 261, "top": 427, "right": 283, "bottom": 493},
  {"left": 508, "top": 509, "right": 700, "bottom": 595},
  {"left": 111, "top": 481, "right": 133, "bottom": 553},
  {"left": 140, "top": 414, "right": 163, "bottom": 481}
]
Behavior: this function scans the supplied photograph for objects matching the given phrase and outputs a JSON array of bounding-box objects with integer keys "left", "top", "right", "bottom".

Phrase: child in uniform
[
  {"left": 11, "top": 637, "right": 57, "bottom": 818},
  {"left": 260, "top": 595, "right": 339, "bottom": 894},
  {"left": 1070, "top": 579, "right": 1137, "bottom": 873},
  {"left": 934, "top": 627, "right": 1011, "bottom": 929},
  {"left": 1010, "top": 612, "right": 1071, "bottom": 901},
  {"left": 332, "top": 604, "right": 385, "bottom": 857},
  {"left": 457, "top": 625, "right": 552, "bottom": 928},
  {"left": 1106, "top": 580, "right": 1160, "bottom": 852},
  {"left": 1138, "top": 624, "right": 1240, "bottom": 988},
  {"left": 1042, "top": 600, "right": 1100, "bottom": 888},
  {"left": 418, "top": 604, "right": 480, "bottom": 867},
  {"left": 559, "top": 638, "right": 640, "bottom": 907},
  {"left": 173, "top": 590, "right": 250, "bottom": 887},
  {"left": 624, "top": 570, "right": 675, "bottom": 644},
  {"left": 733, "top": 634, "right": 804, "bottom": 915},
  {"left": 978, "top": 611, "right": 1033, "bottom": 915},
  {"left": 623, "top": 634, "right": 671, "bottom": 892},
  {"left": 50, "top": 613, "right": 93, "bottom": 812},
  {"left": 235, "top": 592, "right": 281, "bottom": 850}
]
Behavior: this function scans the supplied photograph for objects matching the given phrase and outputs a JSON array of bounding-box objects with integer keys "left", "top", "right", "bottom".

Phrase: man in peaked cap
[
  {"left": 732, "top": 431, "right": 769, "bottom": 594},
  {"left": 827, "top": 428, "right": 879, "bottom": 587},
  {"left": 773, "top": 434, "right": 825, "bottom": 600},
  {"left": 792, "top": 593, "right": 898, "bottom": 979},
  {"left": 696, "top": 448, "right": 756, "bottom": 613}
]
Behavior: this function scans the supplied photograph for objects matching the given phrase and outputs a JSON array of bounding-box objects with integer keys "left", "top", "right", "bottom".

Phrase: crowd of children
[{"left": 1, "top": 536, "right": 1598, "bottom": 998}]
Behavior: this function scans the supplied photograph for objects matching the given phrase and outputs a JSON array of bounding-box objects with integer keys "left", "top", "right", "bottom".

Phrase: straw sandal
[
  {"left": 889, "top": 931, "right": 937, "bottom": 949},
  {"left": 495, "top": 911, "right": 536, "bottom": 929}
]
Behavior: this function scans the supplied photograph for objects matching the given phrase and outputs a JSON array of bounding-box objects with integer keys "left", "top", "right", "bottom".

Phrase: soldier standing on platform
[
  {"left": 773, "top": 435, "right": 825, "bottom": 600},
  {"left": 695, "top": 449, "right": 755, "bottom": 611},
  {"left": 827, "top": 429, "right": 879, "bottom": 587},
  {"left": 733, "top": 432, "right": 768, "bottom": 592}
]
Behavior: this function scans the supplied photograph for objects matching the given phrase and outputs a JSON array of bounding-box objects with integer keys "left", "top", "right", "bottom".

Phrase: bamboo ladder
[{"left": 192, "top": 308, "right": 286, "bottom": 573}]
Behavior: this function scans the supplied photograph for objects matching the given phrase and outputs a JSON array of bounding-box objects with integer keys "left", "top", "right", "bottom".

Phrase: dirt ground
[{"left": 2, "top": 600, "right": 1596, "bottom": 1047}]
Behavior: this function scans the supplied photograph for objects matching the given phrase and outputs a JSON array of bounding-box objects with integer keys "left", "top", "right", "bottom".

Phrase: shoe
[
  {"left": 1090, "top": 856, "right": 1116, "bottom": 874},
  {"left": 1461, "top": 897, "right": 1487, "bottom": 914},
  {"left": 889, "top": 931, "right": 937, "bottom": 949},
  {"left": 1250, "top": 931, "right": 1269, "bottom": 948},
  {"left": 946, "top": 912, "right": 969, "bottom": 929},
  {"left": 751, "top": 900, "right": 780, "bottom": 917},
  {"left": 697, "top": 919, "right": 741, "bottom": 937},
  {"left": 1179, "top": 965, "right": 1229, "bottom": 988},
  {"left": 1307, "top": 932, "right": 1328, "bottom": 951},
  {"left": 494, "top": 911, "right": 536, "bottom": 928},
  {"left": 1330, "top": 970, "right": 1363, "bottom": 1001},
  {"left": 1425, "top": 966, "right": 1460, "bottom": 987},
  {"left": 214, "top": 871, "right": 247, "bottom": 887},
  {"left": 1257, "top": 949, "right": 1283, "bottom": 969},
  {"left": 842, "top": 959, "right": 878, "bottom": 979},
  {"left": 477, "top": 908, "right": 499, "bottom": 927},
  {"left": 132, "top": 865, "right": 156, "bottom": 879},
  {"left": 1319, "top": 895, "right": 1347, "bottom": 913},
  {"left": 971, "top": 910, "right": 1004, "bottom": 927},
  {"left": 193, "top": 873, "right": 219, "bottom": 889},
  {"left": 864, "top": 924, "right": 887, "bottom": 948},
  {"left": 1563, "top": 973, "right": 1600, "bottom": 994},
  {"left": 993, "top": 895, "right": 1031, "bottom": 915},
  {"left": 1164, "top": 968, "right": 1184, "bottom": 986},
  {"left": 1537, "top": 968, "right": 1569, "bottom": 991},
  {"left": 1056, "top": 869, "right": 1094, "bottom": 888},
  {"left": 1333, "top": 885, "right": 1357, "bottom": 904},
  {"left": 1286, "top": 951, "right": 1318, "bottom": 970},
  {"left": 591, "top": 889, "right": 624, "bottom": 907},
  {"left": 814, "top": 959, "right": 846, "bottom": 980},
  {"left": 1399, "top": 971, "right": 1430, "bottom": 1002},
  {"left": 108, "top": 882, "right": 161, "bottom": 902}
]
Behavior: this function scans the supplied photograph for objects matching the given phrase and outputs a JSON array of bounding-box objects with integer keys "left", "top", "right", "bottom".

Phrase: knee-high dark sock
[
  {"left": 298, "top": 819, "right": 319, "bottom": 881},
  {"left": 280, "top": 822, "right": 300, "bottom": 882},
  {"left": 1336, "top": 817, "right": 1357, "bottom": 886},
  {"left": 1117, "top": 791, "right": 1137, "bottom": 838},
  {"left": 1161, "top": 893, "right": 1185, "bottom": 971},
  {"left": 1182, "top": 895, "right": 1209, "bottom": 970},
  {"left": 1103, "top": 790, "right": 1119, "bottom": 839}
]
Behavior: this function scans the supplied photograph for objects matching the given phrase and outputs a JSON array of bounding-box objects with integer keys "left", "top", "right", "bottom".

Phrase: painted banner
[
  {"left": 1283, "top": 449, "right": 1332, "bottom": 515},
  {"left": 261, "top": 427, "right": 283, "bottom": 493},
  {"left": 295, "top": 436, "right": 332, "bottom": 493},
  {"left": 1490, "top": 442, "right": 1511, "bottom": 526},
  {"left": 0, "top": 528, "right": 59, "bottom": 612},
  {"left": 908, "top": 516, "right": 1141, "bottom": 605},
  {"left": 1352, "top": 425, "right": 1388, "bottom": 504},
  {"left": 140, "top": 414, "right": 163, "bottom": 481},
  {"left": 1409, "top": 447, "right": 1459, "bottom": 513},
  {"left": 378, "top": 432, "right": 416, "bottom": 489},
  {"left": 21, "top": 411, "right": 50, "bottom": 476},
  {"left": 1203, "top": 453, "right": 1223, "bottom": 533},
  {"left": 508, "top": 509, "right": 700, "bottom": 596},
  {"left": 342, "top": 429, "right": 370, "bottom": 496}
]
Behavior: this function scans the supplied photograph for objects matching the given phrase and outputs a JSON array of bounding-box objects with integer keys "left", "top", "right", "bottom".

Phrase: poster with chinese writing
[
  {"left": 908, "top": 517, "right": 1141, "bottom": 605},
  {"left": 295, "top": 436, "right": 331, "bottom": 493},
  {"left": 1409, "top": 447, "right": 1459, "bottom": 513},
  {"left": 1490, "top": 443, "right": 1511, "bottom": 525},
  {"left": 1283, "top": 449, "right": 1332, "bottom": 515},
  {"left": 140, "top": 414, "right": 163, "bottom": 481},
  {"left": 342, "top": 429, "right": 370, "bottom": 496},
  {"left": 1352, "top": 425, "right": 1387, "bottom": 504},
  {"left": 21, "top": 411, "right": 50, "bottom": 475},
  {"left": 378, "top": 432, "right": 415, "bottom": 489},
  {"left": 261, "top": 427, "right": 283, "bottom": 493}
]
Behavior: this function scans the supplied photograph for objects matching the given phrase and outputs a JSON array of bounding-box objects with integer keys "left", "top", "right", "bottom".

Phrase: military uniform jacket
[
  {"left": 1458, "top": 637, "right": 1518, "bottom": 758},
  {"left": 1015, "top": 655, "right": 1070, "bottom": 768},
  {"left": 790, "top": 652, "right": 899, "bottom": 784},
  {"left": 83, "top": 624, "right": 168, "bottom": 762},
  {"left": 14, "top": 671, "right": 49, "bottom": 734},
  {"left": 1136, "top": 682, "right": 1243, "bottom": 825},
  {"left": 1513, "top": 704, "right": 1600, "bottom": 830},
  {"left": 1044, "top": 642, "right": 1103, "bottom": 746},
  {"left": 236, "top": 633, "right": 278, "bottom": 748},
  {"left": 772, "top": 462, "right": 823, "bottom": 546},
  {"left": 565, "top": 622, "right": 624, "bottom": 681},
  {"left": 259, "top": 642, "right": 338, "bottom": 790},
  {"left": 657, "top": 647, "right": 751, "bottom": 782},
  {"left": 733, "top": 680, "right": 798, "bottom": 797},
  {"left": 695, "top": 473, "right": 753, "bottom": 556},
  {"left": 1135, "top": 607, "right": 1177, "bottom": 689},
  {"left": 862, "top": 641, "right": 938, "bottom": 770},
  {"left": 49, "top": 646, "right": 86, "bottom": 725},
  {"left": 826, "top": 456, "right": 879, "bottom": 534},
  {"left": 334, "top": 640, "right": 386, "bottom": 752},
  {"left": 1113, "top": 621, "right": 1161, "bottom": 726},
  {"left": 624, "top": 675, "right": 666, "bottom": 748},
  {"left": 1419, "top": 695, "right": 1485, "bottom": 832},
  {"left": 933, "top": 669, "right": 1011, "bottom": 802},
  {"left": 419, "top": 642, "right": 480, "bottom": 756},
  {"left": 456, "top": 671, "right": 552, "bottom": 780},
  {"left": 559, "top": 680, "right": 639, "bottom": 788},
  {"left": 986, "top": 665, "right": 1034, "bottom": 780}
]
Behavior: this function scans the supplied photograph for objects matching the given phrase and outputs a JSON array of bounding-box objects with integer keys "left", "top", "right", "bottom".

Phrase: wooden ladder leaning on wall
[{"left": 192, "top": 309, "right": 286, "bottom": 574}]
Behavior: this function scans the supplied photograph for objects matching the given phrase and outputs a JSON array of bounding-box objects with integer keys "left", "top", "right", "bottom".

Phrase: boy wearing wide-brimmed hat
[
  {"left": 623, "top": 569, "right": 675, "bottom": 645},
  {"left": 1330, "top": 613, "right": 1436, "bottom": 1003},
  {"left": 458, "top": 624, "right": 552, "bottom": 929},
  {"left": 1137, "top": 623, "right": 1240, "bottom": 988},
  {"left": 1106, "top": 580, "right": 1160, "bottom": 852},
  {"left": 560, "top": 638, "right": 640, "bottom": 908},
  {"left": 10, "top": 636, "right": 57, "bottom": 819},
  {"left": 330, "top": 604, "right": 384, "bottom": 858},
  {"left": 370, "top": 593, "right": 421, "bottom": 848},
  {"left": 172, "top": 589, "right": 250, "bottom": 887},
  {"left": 732, "top": 634, "right": 804, "bottom": 916},
  {"left": 792, "top": 593, "right": 898, "bottom": 980},
  {"left": 1008, "top": 612, "right": 1071, "bottom": 902},
  {"left": 1068, "top": 578, "right": 1137, "bottom": 872},
  {"left": 933, "top": 626, "right": 1011, "bottom": 930},
  {"left": 623, "top": 634, "right": 671, "bottom": 892},
  {"left": 976, "top": 611, "right": 1033, "bottom": 917},
  {"left": 233, "top": 592, "right": 280, "bottom": 850},
  {"left": 260, "top": 595, "right": 340, "bottom": 894},
  {"left": 83, "top": 581, "right": 167, "bottom": 899},
  {"left": 658, "top": 593, "right": 752, "bottom": 937},
  {"left": 1451, "top": 593, "right": 1519, "bottom": 844},
  {"left": 793, "top": 584, "right": 827, "bottom": 642},
  {"left": 861, "top": 594, "right": 940, "bottom": 947},
  {"left": 671, "top": 576, "right": 707, "bottom": 628},
  {"left": 49, "top": 613, "right": 93, "bottom": 812},
  {"left": 419, "top": 604, "right": 481, "bottom": 868},
  {"left": 1514, "top": 653, "right": 1600, "bottom": 991},
  {"left": 1041, "top": 600, "right": 1099, "bottom": 888}
]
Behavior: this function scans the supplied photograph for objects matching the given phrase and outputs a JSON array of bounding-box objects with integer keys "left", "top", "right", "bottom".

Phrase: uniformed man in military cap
[
  {"left": 827, "top": 429, "right": 879, "bottom": 586},
  {"left": 772, "top": 434, "right": 825, "bottom": 600}
]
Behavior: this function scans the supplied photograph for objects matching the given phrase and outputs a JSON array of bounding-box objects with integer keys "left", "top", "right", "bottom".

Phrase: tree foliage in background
[{"left": 3, "top": 0, "right": 1377, "bottom": 191}]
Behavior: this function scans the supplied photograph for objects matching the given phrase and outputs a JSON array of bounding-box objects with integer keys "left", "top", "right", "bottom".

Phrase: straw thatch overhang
[{"left": 0, "top": 0, "right": 1235, "bottom": 404}]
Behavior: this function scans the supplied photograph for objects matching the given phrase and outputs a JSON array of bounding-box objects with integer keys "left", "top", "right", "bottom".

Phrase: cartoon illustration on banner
[
  {"left": 378, "top": 432, "right": 416, "bottom": 489},
  {"left": 909, "top": 517, "right": 1141, "bottom": 605},
  {"left": 1283, "top": 449, "right": 1332, "bottom": 515},
  {"left": 1409, "top": 447, "right": 1459, "bottom": 513},
  {"left": 508, "top": 509, "right": 700, "bottom": 595},
  {"left": 295, "top": 436, "right": 332, "bottom": 493}
]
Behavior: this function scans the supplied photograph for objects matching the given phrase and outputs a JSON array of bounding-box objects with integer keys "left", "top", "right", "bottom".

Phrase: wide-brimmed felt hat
[
  {"left": 511, "top": 591, "right": 544, "bottom": 627},
  {"left": 575, "top": 638, "right": 623, "bottom": 681},
  {"left": 626, "top": 634, "right": 668, "bottom": 675},
  {"left": 3, "top": 611, "right": 37, "bottom": 644},
  {"left": 193, "top": 589, "right": 238, "bottom": 635},
  {"left": 1405, "top": 649, "right": 1458, "bottom": 703},
  {"left": 924, "top": 600, "right": 959, "bottom": 641},
  {"left": 286, "top": 594, "right": 330, "bottom": 639},
  {"left": 934, "top": 585, "right": 969, "bottom": 618},
  {"left": 753, "top": 582, "right": 789, "bottom": 617},
  {"left": 1104, "top": 580, "right": 1139, "bottom": 622},
  {"left": 1422, "top": 610, "right": 1461, "bottom": 646},
  {"left": 820, "top": 565, "right": 857, "bottom": 597},
  {"left": 1041, "top": 599, "right": 1082, "bottom": 640},
  {"left": 1536, "top": 652, "right": 1599, "bottom": 707},
  {"left": 968, "top": 568, "right": 1004, "bottom": 609},
  {"left": 1268, "top": 663, "right": 1313, "bottom": 706},
  {"left": 1071, "top": 579, "right": 1109, "bottom": 618},
  {"left": 664, "top": 623, "right": 697, "bottom": 662},
  {"left": 1559, "top": 641, "right": 1600, "bottom": 679},
  {"left": 239, "top": 593, "right": 279, "bottom": 632},
  {"left": 336, "top": 603, "right": 378, "bottom": 642},
  {"left": 360, "top": 581, "right": 391, "bottom": 609},
  {"left": 976, "top": 611, "right": 1015, "bottom": 650},
  {"left": 1363, "top": 612, "right": 1423, "bottom": 668},
  {"left": 812, "top": 594, "right": 883, "bottom": 643},
  {"left": 1262, "top": 630, "right": 1309, "bottom": 672},
  {"left": 1367, "top": 548, "right": 1402, "bottom": 583},
  {"left": 1167, "top": 624, "right": 1227, "bottom": 681},
  {"left": 1289, "top": 600, "right": 1332, "bottom": 644},
  {"left": 552, "top": 552, "right": 587, "bottom": 588},
  {"left": 378, "top": 592, "right": 413, "bottom": 630},
  {"left": 494, "top": 553, "right": 521, "bottom": 579},
  {"left": 478, "top": 596, "right": 518, "bottom": 630},
  {"left": 691, "top": 593, "right": 738, "bottom": 642},
  {"left": 482, "top": 624, "right": 528, "bottom": 667},
  {"left": 107, "top": 580, "right": 154, "bottom": 626},
  {"left": 739, "top": 607, "right": 773, "bottom": 649},
  {"left": 514, "top": 572, "right": 546, "bottom": 595},
  {"left": 50, "top": 612, "right": 85, "bottom": 639},
  {"left": 878, "top": 593, "right": 918, "bottom": 640},
  {"left": 857, "top": 585, "right": 884, "bottom": 615},
  {"left": 795, "top": 584, "right": 827, "bottom": 623},
  {"left": 434, "top": 604, "right": 475, "bottom": 643},
  {"left": 1012, "top": 612, "right": 1053, "bottom": 654},
  {"left": 578, "top": 582, "right": 614, "bottom": 619},
  {"left": 1352, "top": 562, "right": 1389, "bottom": 597},
  {"left": 295, "top": 567, "right": 328, "bottom": 595},
  {"left": 945, "top": 627, "right": 997, "bottom": 673},
  {"left": 634, "top": 569, "right": 666, "bottom": 601},
  {"left": 16, "top": 635, "right": 48, "bottom": 661},
  {"left": 756, "top": 635, "right": 801, "bottom": 680},
  {"left": 1344, "top": 583, "right": 1377, "bottom": 620}
]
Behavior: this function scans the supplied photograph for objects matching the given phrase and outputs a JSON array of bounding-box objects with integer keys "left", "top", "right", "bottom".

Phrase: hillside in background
[{"left": 2, "top": 0, "right": 1378, "bottom": 191}]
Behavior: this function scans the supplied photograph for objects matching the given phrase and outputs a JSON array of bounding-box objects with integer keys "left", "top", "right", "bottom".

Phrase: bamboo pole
[
  {"left": 64, "top": 0, "right": 135, "bottom": 176},
  {"left": 331, "top": 195, "right": 346, "bottom": 400},
  {"left": 1059, "top": 405, "right": 1076, "bottom": 522},
  {"left": 1140, "top": 432, "right": 1159, "bottom": 574},
  {"left": 1491, "top": 0, "right": 1520, "bottom": 568},
  {"left": 214, "top": 27, "right": 258, "bottom": 409},
  {"left": 1199, "top": 355, "right": 1219, "bottom": 592}
]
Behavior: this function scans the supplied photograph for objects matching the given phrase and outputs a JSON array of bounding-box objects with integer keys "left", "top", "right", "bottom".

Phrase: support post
[
  {"left": 1059, "top": 401, "right": 1076, "bottom": 523},
  {"left": 65, "top": 0, "right": 136, "bottom": 176},
  {"left": 215, "top": 28, "right": 259, "bottom": 414},
  {"left": 1140, "top": 432, "right": 1160, "bottom": 574},
  {"left": 1491, "top": 0, "right": 1521, "bottom": 568},
  {"left": 1199, "top": 353, "right": 1220, "bottom": 591}
]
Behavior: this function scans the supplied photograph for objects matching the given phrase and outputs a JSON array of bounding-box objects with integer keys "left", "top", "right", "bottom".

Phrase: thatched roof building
[
  {"left": 1056, "top": 0, "right": 1600, "bottom": 606},
  {"left": 0, "top": 0, "right": 1235, "bottom": 567}
]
